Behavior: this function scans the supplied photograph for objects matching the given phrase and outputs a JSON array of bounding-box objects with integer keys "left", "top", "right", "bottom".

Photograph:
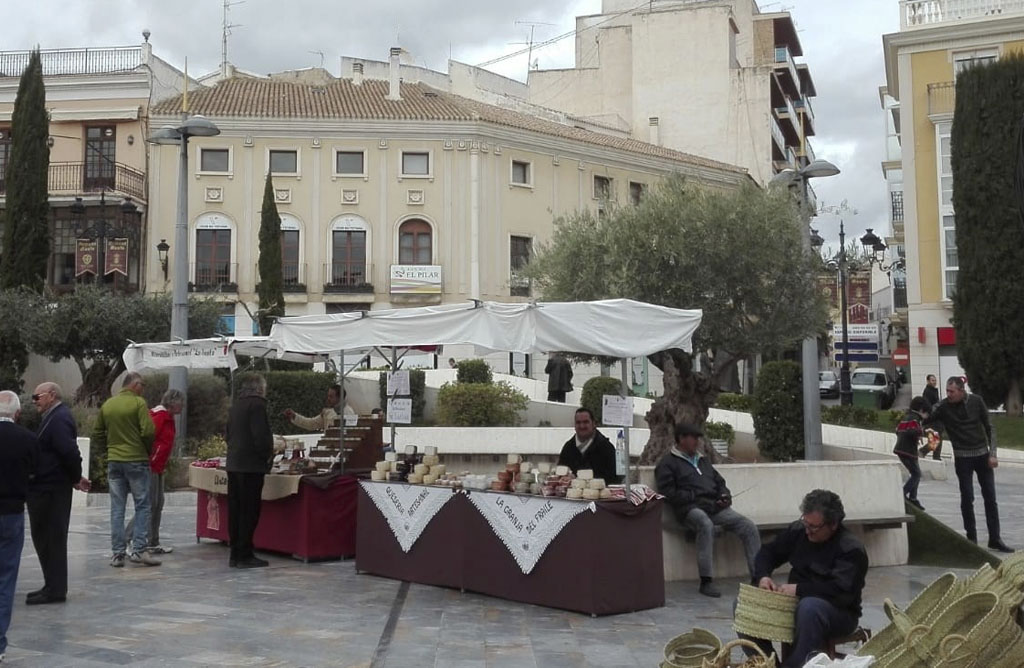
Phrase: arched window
[
  {"left": 398, "top": 219, "right": 432, "bottom": 265},
  {"left": 330, "top": 215, "right": 368, "bottom": 287}
]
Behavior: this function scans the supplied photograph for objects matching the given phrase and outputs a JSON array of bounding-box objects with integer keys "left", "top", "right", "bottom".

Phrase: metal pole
[
  {"left": 389, "top": 348, "right": 397, "bottom": 450},
  {"left": 168, "top": 132, "right": 190, "bottom": 455},
  {"left": 338, "top": 350, "right": 346, "bottom": 473},
  {"left": 838, "top": 221, "right": 853, "bottom": 406},
  {"left": 620, "top": 359, "right": 631, "bottom": 492},
  {"left": 799, "top": 177, "right": 823, "bottom": 460}
]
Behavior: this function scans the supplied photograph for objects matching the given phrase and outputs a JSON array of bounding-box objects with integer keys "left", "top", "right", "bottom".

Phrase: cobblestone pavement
[{"left": 3, "top": 476, "right": 1017, "bottom": 668}]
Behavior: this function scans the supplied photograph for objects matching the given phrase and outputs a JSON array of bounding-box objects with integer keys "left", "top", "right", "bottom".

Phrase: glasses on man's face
[
  {"left": 800, "top": 515, "right": 826, "bottom": 532},
  {"left": 31, "top": 391, "right": 51, "bottom": 402}
]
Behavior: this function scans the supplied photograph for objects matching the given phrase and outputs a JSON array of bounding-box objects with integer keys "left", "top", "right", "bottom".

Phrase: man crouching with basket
[{"left": 736, "top": 489, "right": 868, "bottom": 668}]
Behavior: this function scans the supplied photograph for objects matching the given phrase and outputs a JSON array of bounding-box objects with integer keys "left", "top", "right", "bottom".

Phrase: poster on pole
[
  {"left": 387, "top": 398, "right": 412, "bottom": 424},
  {"left": 387, "top": 370, "right": 410, "bottom": 396},
  {"left": 601, "top": 395, "right": 633, "bottom": 427}
]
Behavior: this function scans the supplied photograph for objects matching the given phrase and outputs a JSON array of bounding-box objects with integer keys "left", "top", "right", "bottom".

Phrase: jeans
[
  {"left": 954, "top": 453, "right": 1000, "bottom": 541},
  {"left": 108, "top": 461, "right": 152, "bottom": 556},
  {"left": 896, "top": 453, "right": 921, "bottom": 500},
  {"left": 125, "top": 472, "right": 164, "bottom": 548},
  {"left": 683, "top": 506, "right": 761, "bottom": 580},
  {"left": 0, "top": 513, "right": 25, "bottom": 655},
  {"left": 739, "top": 596, "right": 857, "bottom": 668}
]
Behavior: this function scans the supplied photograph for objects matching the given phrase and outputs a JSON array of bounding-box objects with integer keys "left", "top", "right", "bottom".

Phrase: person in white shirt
[{"left": 283, "top": 384, "right": 356, "bottom": 432}]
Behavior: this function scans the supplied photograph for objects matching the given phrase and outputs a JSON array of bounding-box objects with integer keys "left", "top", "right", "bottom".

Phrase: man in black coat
[
  {"left": 556, "top": 408, "right": 621, "bottom": 484},
  {"left": 0, "top": 390, "right": 38, "bottom": 662},
  {"left": 742, "top": 489, "right": 868, "bottom": 668},
  {"left": 655, "top": 422, "right": 759, "bottom": 598},
  {"left": 225, "top": 374, "right": 274, "bottom": 568},
  {"left": 26, "top": 383, "right": 89, "bottom": 605}
]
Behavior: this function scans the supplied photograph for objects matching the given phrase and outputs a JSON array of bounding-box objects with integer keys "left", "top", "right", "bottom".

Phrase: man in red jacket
[{"left": 127, "top": 389, "right": 184, "bottom": 555}]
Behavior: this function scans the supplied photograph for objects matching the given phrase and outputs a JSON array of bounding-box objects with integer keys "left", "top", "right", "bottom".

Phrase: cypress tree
[
  {"left": 0, "top": 49, "right": 50, "bottom": 291},
  {"left": 256, "top": 173, "right": 284, "bottom": 335},
  {"left": 950, "top": 52, "right": 1024, "bottom": 416}
]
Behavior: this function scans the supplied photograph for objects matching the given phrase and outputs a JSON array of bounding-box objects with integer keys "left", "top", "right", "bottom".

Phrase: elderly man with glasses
[
  {"left": 739, "top": 489, "right": 868, "bottom": 668},
  {"left": 26, "top": 383, "right": 90, "bottom": 605}
]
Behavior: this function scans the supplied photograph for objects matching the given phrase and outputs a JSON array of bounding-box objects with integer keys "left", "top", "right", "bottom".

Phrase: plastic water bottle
[{"left": 615, "top": 429, "right": 627, "bottom": 477}]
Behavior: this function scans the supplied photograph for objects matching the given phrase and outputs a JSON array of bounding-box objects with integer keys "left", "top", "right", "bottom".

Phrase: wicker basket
[
  {"left": 732, "top": 584, "right": 797, "bottom": 643},
  {"left": 661, "top": 628, "right": 722, "bottom": 668},
  {"left": 904, "top": 592, "right": 1003, "bottom": 666},
  {"left": 701, "top": 638, "right": 777, "bottom": 668},
  {"left": 902, "top": 572, "right": 959, "bottom": 624}
]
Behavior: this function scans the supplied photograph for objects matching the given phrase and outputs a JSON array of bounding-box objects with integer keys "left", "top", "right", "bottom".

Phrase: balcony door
[
  {"left": 84, "top": 125, "right": 116, "bottom": 191},
  {"left": 332, "top": 230, "right": 366, "bottom": 286}
]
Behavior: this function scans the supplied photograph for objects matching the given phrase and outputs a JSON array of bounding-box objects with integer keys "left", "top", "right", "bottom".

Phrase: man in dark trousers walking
[
  {"left": 0, "top": 391, "right": 38, "bottom": 663},
  {"left": 226, "top": 374, "right": 274, "bottom": 568},
  {"left": 26, "top": 383, "right": 89, "bottom": 605},
  {"left": 928, "top": 376, "right": 1012, "bottom": 552}
]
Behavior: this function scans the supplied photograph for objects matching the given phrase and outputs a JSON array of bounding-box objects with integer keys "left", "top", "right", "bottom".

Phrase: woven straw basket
[
  {"left": 661, "top": 628, "right": 722, "bottom": 668},
  {"left": 701, "top": 638, "right": 777, "bottom": 668},
  {"left": 732, "top": 584, "right": 797, "bottom": 643}
]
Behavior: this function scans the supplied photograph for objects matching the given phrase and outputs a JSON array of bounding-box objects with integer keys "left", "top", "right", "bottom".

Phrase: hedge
[
  {"left": 436, "top": 381, "right": 528, "bottom": 426},
  {"left": 751, "top": 361, "right": 804, "bottom": 462},
  {"left": 141, "top": 372, "right": 230, "bottom": 441},
  {"left": 258, "top": 370, "right": 337, "bottom": 435},
  {"left": 456, "top": 358, "right": 493, "bottom": 384},
  {"left": 716, "top": 392, "right": 755, "bottom": 412},
  {"left": 581, "top": 376, "right": 624, "bottom": 425}
]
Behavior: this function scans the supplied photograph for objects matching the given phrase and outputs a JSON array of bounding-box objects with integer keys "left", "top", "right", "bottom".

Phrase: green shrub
[
  {"left": 258, "top": 370, "right": 336, "bottom": 434},
  {"left": 752, "top": 361, "right": 804, "bottom": 462},
  {"left": 581, "top": 376, "right": 624, "bottom": 425},
  {"left": 377, "top": 369, "right": 426, "bottom": 419},
  {"left": 716, "top": 392, "right": 755, "bottom": 412},
  {"left": 879, "top": 409, "right": 904, "bottom": 432},
  {"left": 436, "top": 381, "right": 528, "bottom": 426},
  {"left": 820, "top": 405, "right": 879, "bottom": 429},
  {"left": 141, "top": 372, "right": 230, "bottom": 440},
  {"left": 456, "top": 359, "right": 493, "bottom": 384},
  {"left": 704, "top": 420, "right": 735, "bottom": 445},
  {"left": 188, "top": 434, "right": 228, "bottom": 460}
]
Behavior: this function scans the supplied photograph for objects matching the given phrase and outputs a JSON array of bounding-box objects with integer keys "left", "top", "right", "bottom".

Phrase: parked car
[
  {"left": 818, "top": 370, "right": 840, "bottom": 399},
  {"left": 849, "top": 367, "right": 897, "bottom": 409}
]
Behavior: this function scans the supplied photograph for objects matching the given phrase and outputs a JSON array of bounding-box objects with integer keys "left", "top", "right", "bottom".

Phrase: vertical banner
[
  {"left": 847, "top": 272, "right": 871, "bottom": 324},
  {"left": 75, "top": 239, "right": 98, "bottom": 276},
  {"left": 105, "top": 238, "right": 129, "bottom": 276}
]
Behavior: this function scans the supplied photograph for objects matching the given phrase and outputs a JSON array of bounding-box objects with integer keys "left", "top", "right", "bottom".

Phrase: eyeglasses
[
  {"left": 800, "top": 515, "right": 827, "bottom": 532},
  {"left": 31, "top": 391, "right": 52, "bottom": 401}
]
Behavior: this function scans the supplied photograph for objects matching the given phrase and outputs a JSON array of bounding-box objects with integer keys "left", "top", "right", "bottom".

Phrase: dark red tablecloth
[
  {"left": 355, "top": 485, "right": 664, "bottom": 615},
  {"left": 196, "top": 474, "right": 358, "bottom": 561}
]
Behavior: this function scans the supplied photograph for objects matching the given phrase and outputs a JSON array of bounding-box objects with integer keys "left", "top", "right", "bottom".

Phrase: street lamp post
[
  {"left": 770, "top": 159, "right": 841, "bottom": 461},
  {"left": 836, "top": 220, "right": 853, "bottom": 406},
  {"left": 147, "top": 115, "right": 221, "bottom": 453}
]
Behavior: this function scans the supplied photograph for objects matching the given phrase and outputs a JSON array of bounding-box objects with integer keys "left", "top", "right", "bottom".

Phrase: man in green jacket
[{"left": 92, "top": 372, "right": 159, "bottom": 567}]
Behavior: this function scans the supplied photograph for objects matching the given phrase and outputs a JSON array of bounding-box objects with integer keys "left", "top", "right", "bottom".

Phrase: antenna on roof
[
  {"left": 222, "top": 0, "right": 245, "bottom": 77},
  {"left": 309, "top": 50, "right": 325, "bottom": 68},
  {"left": 511, "top": 20, "right": 555, "bottom": 80}
]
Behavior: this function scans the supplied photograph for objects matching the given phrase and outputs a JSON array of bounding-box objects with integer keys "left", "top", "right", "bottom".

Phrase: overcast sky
[{"left": 1, "top": 0, "right": 900, "bottom": 245}]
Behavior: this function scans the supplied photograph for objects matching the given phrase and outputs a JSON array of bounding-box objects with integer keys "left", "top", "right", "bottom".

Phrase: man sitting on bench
[
  {"left": 655, "top": 422, "right": 760, "bottom": 598},
  {"left": 742, "top": 489, "right": 869, "bottom": 668}
]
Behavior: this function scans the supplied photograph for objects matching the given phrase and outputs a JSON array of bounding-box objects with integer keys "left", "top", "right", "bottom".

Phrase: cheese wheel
[
  {"left": 424, "top": 445, "right": 438, "bottom": 456},
  {"left": 423, "top": 474, "right": 437, "bottom": 485},
  {"left": 430, "top": 464, "right": 446, "bottom": 476},
  {"left": 566, "top": 488, "right": 584, "bottom": 500},
  {"left": 375, "top": 461, "right": 389, "bottom": 472},
  {"left": 405, "top": 445, "right": 418, "bottom": 456},
  {"left": 384, "top": 451, "right": 397, "bottom": 462},
  {"left": 588, "top": 479, "right": 606, "bottom": 490},
  {"left": 577, "top": 469, "right": 594, "bottom": 481},
  {"left": 599, "top": 488, "right": 612, "bottom": 499},
  {"left": 371, "top": 470, "right": 385, "bottom": 481},
  {"left": 582, "top": 488, "right": 600, "bottom": 500},
  {"left": 538, "top": 462, "right": 551, "bottom": 474},
  {"left": 422, "top": 455, "right": 440, "bottom": 466},
  {"left": 408, "top": 473, "right": 423, "bottom": 484},
  {"left": 570, "top": 479, "right": 587, "bottom": 490},
  {"left": 555, "top": 465, "right": 570, "bottom": 477},
  {"left": 507, "top": 453, "right": 522, "bottom": 464},
  {"left": 519, "top": 461, "right": 531, "bottom": 473}
]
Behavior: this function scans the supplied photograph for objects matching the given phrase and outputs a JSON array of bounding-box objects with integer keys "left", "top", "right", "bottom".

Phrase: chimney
[
  {"left": 649, "top": 117, "right": 660, "bottom": 146},
  {"left": 352, "top": 61, "right": 364, "bottom": 86},
  {"left": 387, "top": 47, "right": 402, "bottom": 100}
]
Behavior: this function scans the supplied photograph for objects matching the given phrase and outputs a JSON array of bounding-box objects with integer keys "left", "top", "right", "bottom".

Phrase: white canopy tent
[
  {"left": 122, "top": 336, "right": 332, "bottom": 373},
  {"left": 268, "top": 299, "right": 702, "bottom": 358}
]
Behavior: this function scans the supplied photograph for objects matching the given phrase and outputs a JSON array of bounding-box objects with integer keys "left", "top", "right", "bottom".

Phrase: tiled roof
[{"left": 152, "top": 77, "right": 745, "bottom": 174}]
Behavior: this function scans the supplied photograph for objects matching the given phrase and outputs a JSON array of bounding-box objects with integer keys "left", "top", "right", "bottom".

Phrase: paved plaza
[{"left": 3, "top": 463, "right": 1023, "bottom": 668}]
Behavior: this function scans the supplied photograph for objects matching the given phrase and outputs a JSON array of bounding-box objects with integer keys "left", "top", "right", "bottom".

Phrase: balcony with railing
[
  {"left": 773, "top": 46, "right": 801, "bottom": 98},
  {"left": 900, "top": 0, "right": 1024, "bottom": 29},
  {"left": 0, "top": 162, "right": 146, "bottom": 202},
  {"left": 774, "top": 97, "right": 800, "bottom": 146},
  {"left": 793, "top": 97, "right": 815, "bottom": 136},
  {"left": 255, "top": 262, "right": 307, "bottom": 293},
  {"left": 771, "top": 115, "right": 786, "bottom": 154},
  {"left": 0, "top": 46, "right": 143, "bottom": 77},
  {"left": 323, "top": 262, "right": 374, "bottom": 293},
  {"left": 190, "top": 262, "right": 238, "bottom": 293},
  {"left": 928, "top": 81, "right": 955, "bottom": 116}
]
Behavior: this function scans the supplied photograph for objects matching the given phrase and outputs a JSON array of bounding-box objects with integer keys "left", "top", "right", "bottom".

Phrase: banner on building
[
  {"left": 104, "top": 238, "right": 129, "bottom": 276},
  {"left": 75, "top": 239, "right": 98, "bottom": 276},
  {"left": 390, "top": 265, "right": 442, "bottom": 294},
  {"left": 847, "top": 272, "right": 871, "bottom": 324}
]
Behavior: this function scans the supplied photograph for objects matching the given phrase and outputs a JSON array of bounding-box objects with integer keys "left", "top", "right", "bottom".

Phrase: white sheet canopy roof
[
  {"left": 268, "top": 299, "right": 702, "bottom": 358},
  {"left": 122, "top": 336, "right": 330, "bottom": 372}
]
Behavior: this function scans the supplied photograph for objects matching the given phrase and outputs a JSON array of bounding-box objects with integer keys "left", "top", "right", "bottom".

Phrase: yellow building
[
  {"left": 147, "top": 54, "right": 750, "bottom": 333},
  {"left": 0, "top": 39, "right": 189, "bottom": 292},
  {"left": 883, "top": 0, "right": 1024, "bottom": 383}
]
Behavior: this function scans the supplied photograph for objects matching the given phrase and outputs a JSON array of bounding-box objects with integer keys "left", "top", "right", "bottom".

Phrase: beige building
[
  {"left": 882, "top": 0, "right": 1024, "bottom": 383},
  {"left": 0, "top": 38, "right": 189, "bottom": 293},
  {"left": 147, "top": 55, "right": 750, "bottom": 333}
]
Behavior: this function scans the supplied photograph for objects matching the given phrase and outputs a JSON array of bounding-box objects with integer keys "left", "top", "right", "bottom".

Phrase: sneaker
[
  {"left": 128, "top": 551, "right": 161, "bottom": 566},
  {"left": 148, "top": 545, "right": 173, "bottom": 555},
  {"left": 110, "top": 553, "right": 125, "bottom": 568},
  {"left": 698, "top": 580, "right": 722, "bottom": 598}
]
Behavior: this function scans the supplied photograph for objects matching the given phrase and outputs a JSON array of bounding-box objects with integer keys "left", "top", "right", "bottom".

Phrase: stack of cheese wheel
[{"left": 576, "top": 469, "right": 600, "bottom": 500}]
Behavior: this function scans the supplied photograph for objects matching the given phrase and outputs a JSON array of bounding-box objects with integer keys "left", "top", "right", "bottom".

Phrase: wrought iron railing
[
  {"left": 190, "top": 262, "right": 238, "bottom": 292},
  {"left": 323, "top": 262, "right": 373, "bottom": 292},
  {"left": 0, "top": 162, "right": 147, "bottom": 201},
  {"left": 0, "top": 46, "right": 143, "bottom": 77},
  {"left": 255, "top": 262, "right": 307, "bottom": 292}
]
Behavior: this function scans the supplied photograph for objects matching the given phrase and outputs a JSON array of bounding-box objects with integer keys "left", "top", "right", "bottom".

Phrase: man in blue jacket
[
  {"left": 0, "top": 390, "right": 38, "bottom": 663},
  {"left": 27, "top": 383, "right": 89, "bottom": 605}
]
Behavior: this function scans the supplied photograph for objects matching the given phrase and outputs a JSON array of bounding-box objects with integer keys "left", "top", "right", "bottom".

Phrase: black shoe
[
  {"left": 25, "top": 588, "right": 46, "bottom": 601},
  {"left": 26, "top": 593, "right": 66, "bottom": 605},
  {"left": 989, "top": 539, "right": 1014, "bottom": 554},
  {"left": 906, "top": 497, "right": 925, "bottom": 511},
  {"left": 228, "top": 559, "right": 238, "bottom": 568},
  {"left": 235, "top": 556, "right": 269, "bottom": 569},
  {"left": 967, "top": 534, "right": 978, "bottom": 544},
  {"left": 698, "top": 580, "right": 721, "bottom": 598}
]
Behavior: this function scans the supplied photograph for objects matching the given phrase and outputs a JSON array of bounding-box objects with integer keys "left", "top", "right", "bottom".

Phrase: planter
[{"left": 167, "top": 456, "right": 196, "bottom": 489}]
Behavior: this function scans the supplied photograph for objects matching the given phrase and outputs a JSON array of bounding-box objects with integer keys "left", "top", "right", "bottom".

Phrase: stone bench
[{"left": 640, "top": 460, "right": 912, "bottom": 582}]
